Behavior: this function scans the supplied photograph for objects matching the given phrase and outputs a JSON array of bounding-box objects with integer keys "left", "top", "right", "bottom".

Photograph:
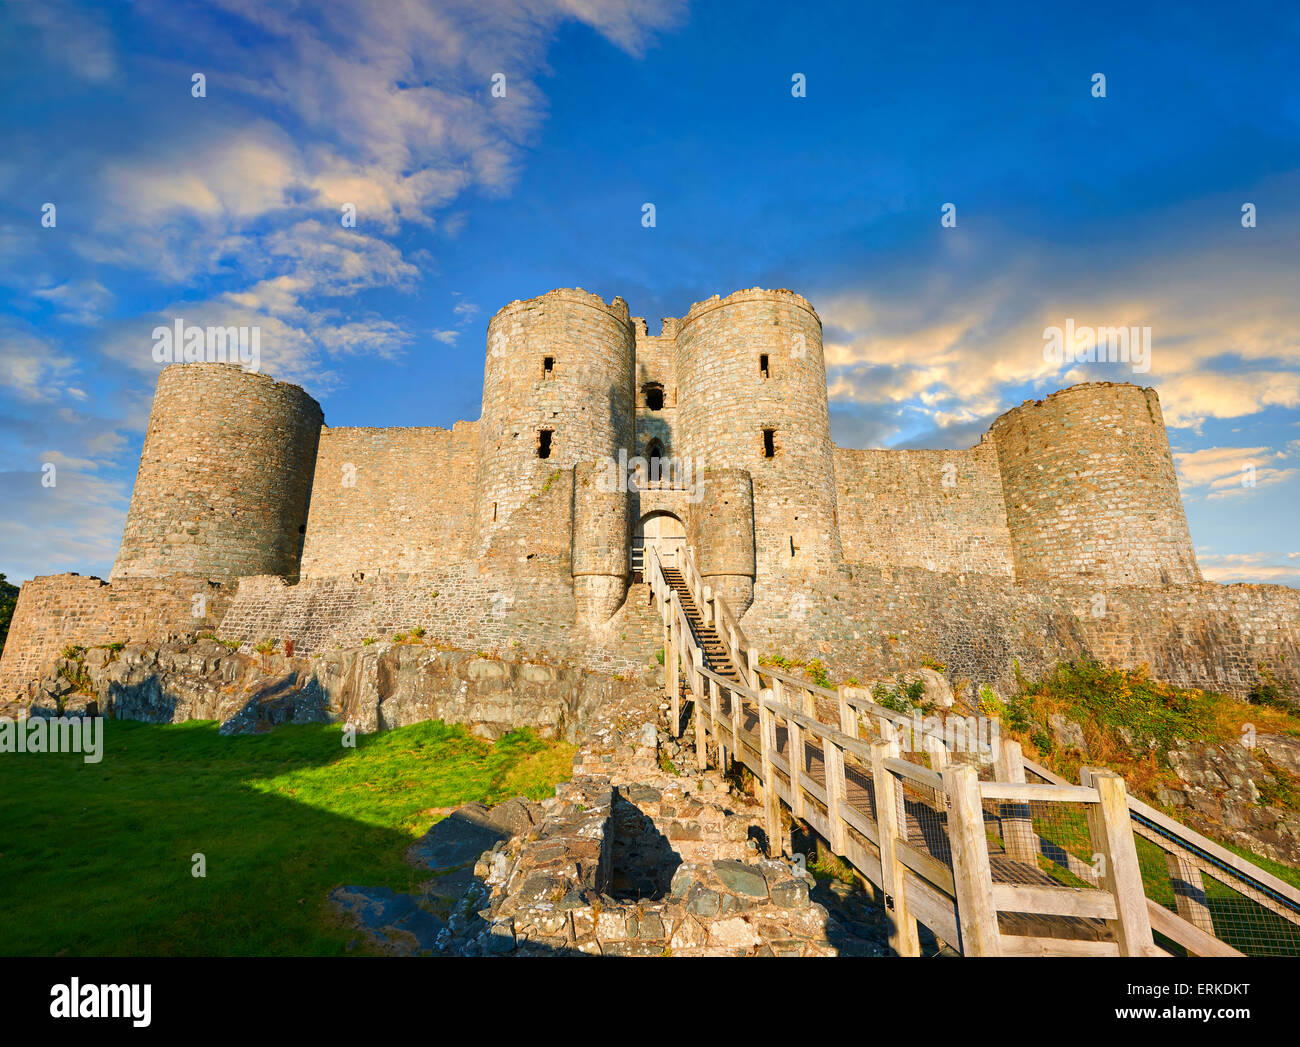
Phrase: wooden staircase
[
  {"left": 659, "top": 566, "right": 744, "bottom": 685},
  {"left": 643, "top": 541, "right": 1300, "bottom": 957}
]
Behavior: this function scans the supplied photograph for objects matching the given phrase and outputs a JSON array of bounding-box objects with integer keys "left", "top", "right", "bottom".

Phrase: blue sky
[{"left": 2, "top": 0, "right": 1298, "bottom": 584}]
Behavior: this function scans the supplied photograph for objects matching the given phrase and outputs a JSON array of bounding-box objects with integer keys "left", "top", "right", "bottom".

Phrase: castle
[{"left": 3, "top": 287, "right": 1298, "bottom": 702}]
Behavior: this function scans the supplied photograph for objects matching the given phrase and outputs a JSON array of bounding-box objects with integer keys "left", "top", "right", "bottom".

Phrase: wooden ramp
[{"left": 647, "top": 544, "right": 1300, "bottom": 957}]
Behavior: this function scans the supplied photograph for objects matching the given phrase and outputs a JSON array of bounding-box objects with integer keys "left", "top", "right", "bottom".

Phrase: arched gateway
[{"left": 631, "top": 510, "right": 685, "bottom": 579}]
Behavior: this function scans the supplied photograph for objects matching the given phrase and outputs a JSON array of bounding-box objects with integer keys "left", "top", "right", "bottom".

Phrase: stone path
[{"left": 330, "top": 688, "right": 898, "bottom": 956}]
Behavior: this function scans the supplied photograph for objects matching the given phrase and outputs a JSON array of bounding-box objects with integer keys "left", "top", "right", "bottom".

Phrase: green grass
[{"left": 0, "top": 719, "right": 573, "bottom": 956}]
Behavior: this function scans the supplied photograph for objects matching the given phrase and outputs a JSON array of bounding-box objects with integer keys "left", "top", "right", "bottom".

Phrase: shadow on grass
[{"left": 0, "top": 717, "right": 570, "bottom": 957}]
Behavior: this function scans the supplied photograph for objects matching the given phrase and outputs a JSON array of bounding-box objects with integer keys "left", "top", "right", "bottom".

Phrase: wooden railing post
[
  {"left": 667, "top": 615, "right": 679, "bottom": 734},
  {"left": 943, "top": 764, "right": 1001, "bottom": 956},
  {"left": 758, "top": 690, "right": 782, "bottom": 855},
  {"left": 994, "top": 739, "right": 1038, "bottom": 864},
  {"left": 838, "top": 685, "right": 855, "bottom": 737},
  {"left": 730, "top": 685, "right": 744, "bottom": 769},
  {"left": 708, "top": 675, "right": 721, "bottom": 769},
  {"left": 1084, "top": 769, "right": 1157, "bottom": 956},
  {"left": 788, "top": 716, "right": 805, "bottom": 822},
  {"left": 923, "top": 733, "right": 949, "bottom": 809},
  {"left": 692, "top": 647, "right": 707, "bottom": 769},
  {"left": 869, "top": 740, "right": 920, "bottom": 956},
  {"left": 1165, "top": 851, "right": 1215, "bottom": 936},
  {"left": 824, "top": 736, "right": 847, "bottom": 855}
]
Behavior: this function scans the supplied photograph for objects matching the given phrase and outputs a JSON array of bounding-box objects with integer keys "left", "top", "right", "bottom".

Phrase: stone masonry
[{"left": 2, "top": 286, "right": 1297, "bottom": 705}]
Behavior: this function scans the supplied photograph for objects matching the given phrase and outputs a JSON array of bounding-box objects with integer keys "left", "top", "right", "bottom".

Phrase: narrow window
[
  {"left": 760, "top": 354, "right": 770, "bottom": 378},
  {"left": 537, "top": 430, "right": 552, "bottom": 459},
  {"left": 542, "top": 356, "right": 554, "bottom": 378},
  {"left": 763, "top": 428, "right": 776, "bottom": 458},
  {"left": 644, "top": 382, "right": 664, "bottom": 410},
  {"left": 492, "top": 502, "right": 497, "bottom": 522}
]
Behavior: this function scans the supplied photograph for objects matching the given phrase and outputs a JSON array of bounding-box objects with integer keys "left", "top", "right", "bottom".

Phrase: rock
[
  {"left": 406, "top": 803, "right": 514, "bottom": 871},
  {"left": 670, "top": 914, "right": 709, "bottom": 950},
  {"left": 914, "top": 667, "right": 954, "bottom": 709},
  {"left": 483, "top": 920, "right": 516, "bottom": 954},
  {"left": 488, "top": 797, "right": 543, "bottom": 837},
  {"left": 708, "top": 916, "right": 760, "bottom": 949},
  {"left": 329, "top": 886, "right": 445, "bottom": 956},
  {"left": 1048, "top": 713, "right": 1089, "bottom": 755},
  {"left": 770, "top": 879, "right": 810, "bottom": 908},
  {"left": 685, "top": 885, "right": 721, "bottom": 918},
  {"left": 596, "top": 909, "right": 628, "bottom": 940},
  {"left": 637, "top": 911, "right": 665, "bottom": 940},
  {"left": 1257, "top": 734, "right": 1300, "bottom": 777},
  {"left": 713, "top": 860, "right": 769, "bottom": 898}
]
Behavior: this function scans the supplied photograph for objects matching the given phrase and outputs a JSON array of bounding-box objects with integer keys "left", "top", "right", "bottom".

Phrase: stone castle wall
[
  {"left": 4, "top": 287, "right": 1296, "bottom": 712},
  {"left": 110, "top": 364, "right": 323, "bottom": 582},
  {"left": 299, "top": 421, "right": 480, "bottom": 577},
  {"left": 833, "top": 437, "right": 1015, "bottom": 576},
  {"left": 0, "top": 573, "right": 232, "bottom": 699},
  {"left": 213, "top": 566, "right": 654, "bottom": 678},
  {"left": 475, "top": 290, "right": 635, "bottom": 557},
  {"left": 990, "top": 383, "right": 1201, "bottom": 586},
  {"left": 743, "top": 568, "right": 1300, "bottom": 700}
]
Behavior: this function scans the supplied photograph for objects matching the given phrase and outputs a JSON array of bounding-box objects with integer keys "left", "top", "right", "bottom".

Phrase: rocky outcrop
[
  {"left": 1160, "top": 734, "right": 1300, "bottom": 867},
  {"left": 312, "top": 643, "right": 655, "bottom": 741},
  {"left": 14, "top": 640, "right": 328, "bottom": 731},
  {"left": 9, "top": 639, "right": 659, "bottom": 741}
]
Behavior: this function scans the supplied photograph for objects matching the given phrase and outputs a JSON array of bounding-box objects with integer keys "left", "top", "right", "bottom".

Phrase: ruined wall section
[
  {"left": 676, "top": 290, "right": 842, "bottom": 604},
  {"left": 834, "top": 436, "right": 1015, "bottom": 576},
  {"left": 991, "top": 383, "right": 1200, "bottom": 587},
  {"left": 111, "top": 364, "right": 323, "bottom": 582},
  {"left": 0, "top": 574, "right": 232, "bottom": 702},
  {"left": 299, "top": 421, "right": 479, "bottom": 578},
  {"left": 475, "top": 289, "right": 635, "bottom": 556}
]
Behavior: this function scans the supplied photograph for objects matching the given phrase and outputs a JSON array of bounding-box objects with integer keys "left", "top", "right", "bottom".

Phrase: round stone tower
[
  {"left": 474, "top": 289, "right": 636, "bottom": 557},
  {"left": 687, "top": 468, "right": 756, "bottom": 616},
  {"left": 990, "top": 383, "right": 1201, "bottom": 587},
  {"left": 111, "top": 363, "right": 323, "bottom": 581},
  {"left": 675, "top": 289, "right": 842, "bottom": 589}
]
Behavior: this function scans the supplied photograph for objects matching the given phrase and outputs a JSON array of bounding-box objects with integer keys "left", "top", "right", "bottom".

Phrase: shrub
[{"left": 871, "top": 674, "right": 926, "bottom": 714}]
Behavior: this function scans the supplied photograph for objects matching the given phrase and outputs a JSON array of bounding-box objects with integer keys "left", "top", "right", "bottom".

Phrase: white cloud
[{"left": 1198, "top": 551, "right": 1300, "bottom": 585}]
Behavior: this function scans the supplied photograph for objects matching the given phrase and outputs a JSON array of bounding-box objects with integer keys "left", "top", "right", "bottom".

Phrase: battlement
[{"left": 679, "top": 286, "right": 820, "bottom": 329}]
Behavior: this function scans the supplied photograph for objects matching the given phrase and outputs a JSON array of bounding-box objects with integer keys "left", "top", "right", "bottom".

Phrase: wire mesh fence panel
[
  {"left": 1132, "top": 832, "right": 1300, "bottom": 956},
  {"left": 898, "top": 775, "right": 952, "bottom": 869},
  {"left": 981, "top": 796, "right": 1097, "bottom": 888}
]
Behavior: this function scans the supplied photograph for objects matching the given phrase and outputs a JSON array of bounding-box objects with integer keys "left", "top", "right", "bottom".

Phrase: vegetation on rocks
[
  {"left": 985, "top": 660, "right": 1300, "bottom": 886},
  {"left": 0, "top": 572, "right": 17, "bottom": 658}
]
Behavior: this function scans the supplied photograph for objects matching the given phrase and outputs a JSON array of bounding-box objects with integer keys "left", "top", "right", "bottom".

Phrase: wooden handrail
[{"left": 644, "top": 541, "right": 1269, "bottom": 957}]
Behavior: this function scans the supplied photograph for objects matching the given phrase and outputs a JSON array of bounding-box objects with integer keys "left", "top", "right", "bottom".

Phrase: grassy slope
[
  {"left": 0, "top": 719, "right": 573, "bottom": 956},
  {"left": 986, "top": 661, "right": 1300, "bottom": 891}
]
